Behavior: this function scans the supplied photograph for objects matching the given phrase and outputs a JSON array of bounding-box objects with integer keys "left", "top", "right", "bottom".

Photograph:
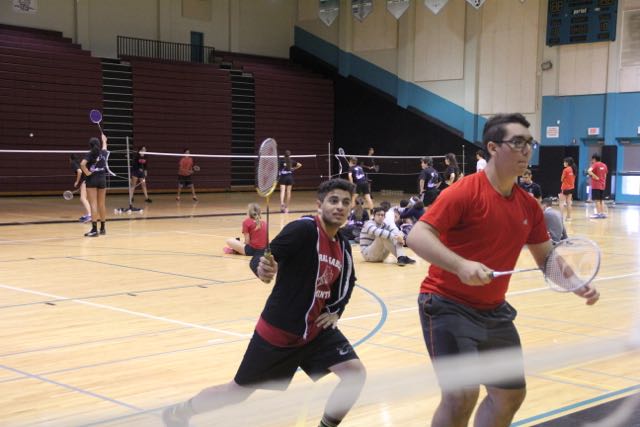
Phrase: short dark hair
[
  {"left": 380, "top": 201, "right": 391, "bottom": 212},
  {"left": 372, "top": 207, "right": 385, "bottom": 215},
  {"left": 476, "top": 150, "right": 485, "bottom": 159},
  {"left": 317, "top": 178, "right": 355, "bottom": 201},
  {"left": 592, "top": 154, "right": 601, "bottom": 162},
  {"left": 421, "top": 156, "right": 433, "bottom": 166},
  {"left": 482, "top": 113, "right": 531, "bottom": 148},
  {"left": 349, "top": 156, "right": 358, "bottom": 164},
  {"left": 399, "top": 199, "right": 409, "bottom": 208},
  {"left": 541, "top": 197, "right": 554, "bottom": 207}
]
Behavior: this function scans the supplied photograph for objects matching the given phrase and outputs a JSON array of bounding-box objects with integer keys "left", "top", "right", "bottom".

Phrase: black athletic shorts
[
  {"left": 561, "top": 189, "right": 573, "bottom": 196},
  {"left": 85, "top": 173, "right": 106, "bottom": 189},
  {"left": 418, "top": 293, "right": 525, "bottom": 390},
  {"left": 244, "top": 245, "right": 264, "bottom": 257},
  {"left": 355, "top": 181, "right": 370, "bottom": 196},
  {"left": 178, "top": 175, "right": 193, "bottom": 188},
  {"left": 234, "top": 327, "right": 359, "bottom": 390},
  {"left": 278, "top": 174, "right": 294, "bottom": 186},
  {"left": 422, "top": 189, "right": 439, "bottom": 207},
  {"left": 131, "top": 169, "right": 145, "bottom": 179},
  {"left": 592, "top": 189, "right": 604, "bottom": 200}
]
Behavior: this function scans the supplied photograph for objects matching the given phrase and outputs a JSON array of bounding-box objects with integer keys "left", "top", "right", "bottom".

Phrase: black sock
[
  {"left": 318, "top": 414, "right": 341, "bottom": 427},
  {"left": 91, "top": 222, "right": 97, "bottom": 231},
  {"left": 100, "top": 221, "right": 105, "bottom": 231}
]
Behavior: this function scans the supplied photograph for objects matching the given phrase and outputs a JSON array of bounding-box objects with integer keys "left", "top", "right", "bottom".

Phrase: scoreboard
[{"left": 546, "top": 0, "right": 618, "bottom": 46}]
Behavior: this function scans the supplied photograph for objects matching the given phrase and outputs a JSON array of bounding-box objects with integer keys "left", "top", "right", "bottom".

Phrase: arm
[
  {"left": 407, "top": 221, "right": 492, "bottom": 286},
  {"left": 293, "top": 161, "right": 302, "bottom": 171},
  {"left": 446, "top": 172, "right": 455, "bottom": 186},
  {"left": 74, "top": 169, "right": 82, "bottom": 187},
  {"left": 243, "top": 232, "right": 251, "bottom": 245},
  {"left": 587, "top": 167, "right": 599, "bottom": 180},
  {"left": 419, "top": 178, "right": 425, "bottom": 194},
  {"left": 348, "top": 171, "right": 354, "bottom": 184},
  {"left": 80, "top": 159, "right": 91, "bottom": 176},
  {"left": 101, "top": 133, "right": 108, "bottom": 150}
]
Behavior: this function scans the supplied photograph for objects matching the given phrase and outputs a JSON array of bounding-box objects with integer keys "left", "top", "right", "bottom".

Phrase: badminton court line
[{"left": 0, "top": 283, "right": 250, "bottom": 338}]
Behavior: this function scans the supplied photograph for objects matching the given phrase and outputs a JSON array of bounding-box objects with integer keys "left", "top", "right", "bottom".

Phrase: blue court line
[
  {"left": 0, "top": 363, "right": 144, "bottom": 412},
  {"left": 511, "top": 383, "right": 640, "bottom": 426},
  {"left": 0, "top": 338, "right": 246, "bottom": 384},
  {"left": 352, "top": 283, "right": 388, "bottom": 347},
  {"left": 79, "top": 283, "right": 388, "bottom": 426}
]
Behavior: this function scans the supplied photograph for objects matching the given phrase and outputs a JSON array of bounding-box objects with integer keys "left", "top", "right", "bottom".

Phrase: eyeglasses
[{"left": 497, "top": 136, "right": 536, "bottom": 151}]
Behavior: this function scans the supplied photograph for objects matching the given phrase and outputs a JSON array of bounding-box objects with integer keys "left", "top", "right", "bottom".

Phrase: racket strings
[
  {"left": 544, "top": 240, "right": 600, "bottom": 292},
  {"left": 257, "top": 140, "right": 279, "bottom": 197}
]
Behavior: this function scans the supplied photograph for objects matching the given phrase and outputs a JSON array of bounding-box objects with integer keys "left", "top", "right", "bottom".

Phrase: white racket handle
[{"left": 492, "top": 267, "right": 540, "bottom": 278}]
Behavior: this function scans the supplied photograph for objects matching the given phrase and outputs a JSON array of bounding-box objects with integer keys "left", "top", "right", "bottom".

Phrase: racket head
[
  {"left": 256, "top": 138, "right": 279, "bottom": 198},
  {"left": 89, "top": 109, "right": 103, "bottom": 124},
  {"left": 338, "top": 147, "right": 345, "bottom": 156},
  {"left": 543, "top": 238, "right": 601, "bottom": 292},
  {"left": 63, "top": 190, "right": 74, "bottom": 200},
  {"left": 192, "top": 165, "right": 200, "bottom": 172}
]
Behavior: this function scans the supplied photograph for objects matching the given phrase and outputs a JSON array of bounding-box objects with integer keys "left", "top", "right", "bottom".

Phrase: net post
[
  {"left": 125, "top": 136, "right": 133, "bottom": 207},
  {"left": 462, "top": 144, "right": 466, "bottom": 175},
  {"left": 327, "top": 140, "right": 332, "bottom": 180}
]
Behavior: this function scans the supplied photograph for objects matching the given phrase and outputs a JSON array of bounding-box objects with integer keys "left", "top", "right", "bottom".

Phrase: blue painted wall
[{"left": 294, "top": 26, "right": 640, "bottom": 203}]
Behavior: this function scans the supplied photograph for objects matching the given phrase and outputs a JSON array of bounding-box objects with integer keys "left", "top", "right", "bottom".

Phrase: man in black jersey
[
  {"left": 163, "top": 178, "right": 366, "bottom": 427},
  {"left": 348, "top": 157, "right": 373, "bottom": 211}
]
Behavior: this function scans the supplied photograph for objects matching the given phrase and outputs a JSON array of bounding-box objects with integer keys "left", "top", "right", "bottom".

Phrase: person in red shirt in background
[
  {"left": 223, "top": 203, "right": 267, "bottom": 256},
  {"left": 559, "top": 157, "right": 576, "bottom": 221},
  {"left": 588, "top": 154, "right": 609, "bottom": 218},
  {"left": 407, "top": 113, "right": 600, "bottom": 427},
  {"left": 176, "top": 148, "right": 198, "bottom": 202}
]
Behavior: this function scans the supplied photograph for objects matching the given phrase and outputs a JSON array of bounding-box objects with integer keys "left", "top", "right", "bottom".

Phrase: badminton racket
[
  {"left": 492, "top": 238, "right": 601, "bottom": 292},
  {"left": 192, "top": 165, "right": 200, "bottom": 172},
  {"left": 89, "top": 109, "right": 103, "bottom": 133},
  {"left": 63, "top": 189, "right": 80, "bottom": 200},
  {"left": 334, "top": 147, "right": 348, "bottom": 177},
  {"left": 256, "top": 138, "right": 279, "bottom": 258}
]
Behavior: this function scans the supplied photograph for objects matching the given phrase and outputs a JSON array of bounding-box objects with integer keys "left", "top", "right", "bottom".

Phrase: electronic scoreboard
[{"left": 546, "top": 0, "right": 618, "bottom": 46}]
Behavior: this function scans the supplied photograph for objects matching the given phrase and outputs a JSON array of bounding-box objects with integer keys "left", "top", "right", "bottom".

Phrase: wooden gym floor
[{"left": 0, "top": 191, "right": 638, "bottom": 426}]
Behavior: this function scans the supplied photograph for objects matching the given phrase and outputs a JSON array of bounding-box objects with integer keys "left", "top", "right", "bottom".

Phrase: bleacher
[
  {"left": 0, "top": 24, "right": 102, "bottom": 193},
  {"left": 128, "top": 58, "right": 232, "bottom": 190}
]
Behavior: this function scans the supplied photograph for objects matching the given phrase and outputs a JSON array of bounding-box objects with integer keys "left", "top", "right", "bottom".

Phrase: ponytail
[{"left": 247, "top": 203, "right": 262, "bottom": 230}]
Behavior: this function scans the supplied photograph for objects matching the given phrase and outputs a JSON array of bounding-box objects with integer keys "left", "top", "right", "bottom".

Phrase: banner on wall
[
  {"left": 465, "top": 0, "right": 486, "bottom": 9},
  {"left": 12, "top": 0, "right": 37, "bottom": 13},
  {"left": 546, "top": 126, "right": 560, "bottom": 138},
  {"left": 319, "top": 0, "right": 339, "bottom": 26},
  {"left": 424, "top": 0, "right": 448, "bottom": 15},
  {"left": 352, "top": 0, "right": 373, "bottom": 22},
  {"left": 387, "top": 0, "right": 410, "bottom": 19}
]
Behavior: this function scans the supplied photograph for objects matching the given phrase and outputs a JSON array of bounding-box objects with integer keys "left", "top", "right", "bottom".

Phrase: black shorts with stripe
[
  {"left": 418, "top": 292, "right": 525, "bottom": 390},
  {"left": 234, "top": 327, "right": 359, "bottom": 390}
]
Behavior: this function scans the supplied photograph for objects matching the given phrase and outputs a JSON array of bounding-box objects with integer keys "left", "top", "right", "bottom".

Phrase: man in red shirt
[
  {"left": 176, "top": 148, "right": 198, "bottom": 201},
  {"left": 588, "top": 154, "right": 609, "bottom": 218},
  {"left": 407, "top": 113, "right": 600, "bottom": 427}
]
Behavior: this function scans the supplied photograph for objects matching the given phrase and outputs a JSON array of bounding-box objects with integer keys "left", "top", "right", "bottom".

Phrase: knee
[
  {"left": 336, "top": 360, "right": 367, "bottom": 389},
  {"left": 441, "top": 389, "right": 480, "bottom": 414},
  {"left": 489, "top": 387, "right": 526, "bottom": 413}
]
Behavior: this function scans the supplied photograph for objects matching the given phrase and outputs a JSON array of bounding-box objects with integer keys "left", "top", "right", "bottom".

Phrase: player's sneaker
[
  {"left": 223, "top": 247, "right": 235, "bottom": 254},
  {"left": 162, "top": 405, "right": 189, "bottom": 427},
  {"left": 145, "top": 198, "right": 153, "bottom": 203},
  {"left": 402, "top": 256, "right": 416, "bottom": 264},
  {"left": 79, "top": 215, "right": 92, "bottom": 223},
  {"left": 397, "top": 256, "right": 408, "bottom": 266},
  {"left": 84, "top": 230, "right": 98, "bottom": 237},
  {"left": 99, "top": 228, "right": 106, "bottom": 235}
]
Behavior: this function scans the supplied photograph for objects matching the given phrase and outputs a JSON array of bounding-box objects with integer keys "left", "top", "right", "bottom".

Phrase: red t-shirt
[
  {"left": 178, "top": 157, "right": 193, "bottom": 176},
  {"left": 419, "top": 172, "right": 549, "bottom": 310},
  {"left": 590, "top": 161, "right": 608, "bottom": 190},
  {"left": 560, "top": 166, "right": 575, "bottom": 190},
  {"left": 242, "top": 217, "right": 267, "bottom": 250},
  {"left": 256, "top": 216, "right": 344, "bottom": 347}
]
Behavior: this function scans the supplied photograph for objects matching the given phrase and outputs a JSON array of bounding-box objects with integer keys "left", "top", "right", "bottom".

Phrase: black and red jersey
[{"left": 252, "top": 216, "right": 356, "bottom": 348}]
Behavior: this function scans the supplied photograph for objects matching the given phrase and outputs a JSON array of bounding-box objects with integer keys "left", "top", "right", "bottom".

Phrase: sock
[
  {"left": 318, "top": 414, "right": 341, "bottom": 427},
  {"left": 100, "top": 221, "right": 105, "bottom": 231},
  {"left": 91, "top": 222, "right": 97, "bottom": 231}
]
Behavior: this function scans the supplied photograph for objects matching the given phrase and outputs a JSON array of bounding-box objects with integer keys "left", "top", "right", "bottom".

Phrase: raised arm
[{"left": 101, "top": 133, "right": 108, "bottom": 150}]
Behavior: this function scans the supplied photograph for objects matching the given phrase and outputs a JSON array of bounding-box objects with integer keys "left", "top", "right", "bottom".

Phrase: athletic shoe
[
  {"left": 79, "top": 215, "right": 92, "bottom": 223},
  {"left": 145, "top": 198, "right": 153, "bottom": 203},
  {"left": 84, "top": 230, "right": 98, "bottom": 237},
  {"left": 99, "top": 229, "right": 106, "bottom": 235},
  {"left": 397, "top": 256, "right": 408, "bottom": 266},
  {"left": 192, "top": 197, "right": 198, "bottom": 201},
  {"left": 590, "top": 213, "right": 601, "bottom": 219},
  {"left": 402, "top": 256, "right": 416, "bottom": 264},
  {"left": 223, "top": 247, "right": 235, "bottom": 254},
  {"left": 598, "top": 213, "right": 607, "bottom": 218},
  {"left": 162, "top": 405, "right": 189, "bottom": 427}
]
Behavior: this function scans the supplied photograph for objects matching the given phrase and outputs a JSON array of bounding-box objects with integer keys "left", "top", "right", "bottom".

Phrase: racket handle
[{"left": 492, "top": 267, "right": 540, "bottom": 278}]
